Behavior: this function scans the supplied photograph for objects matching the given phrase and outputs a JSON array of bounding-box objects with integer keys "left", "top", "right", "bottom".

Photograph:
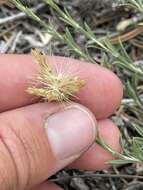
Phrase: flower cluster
[{"left": 27, "top": 49, "right": 86, "bottom": 102}]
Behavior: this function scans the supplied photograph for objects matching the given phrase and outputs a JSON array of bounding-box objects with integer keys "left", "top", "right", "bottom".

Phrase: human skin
[{"left": 0, "top": 55, "right": 123, "bottom": 190}]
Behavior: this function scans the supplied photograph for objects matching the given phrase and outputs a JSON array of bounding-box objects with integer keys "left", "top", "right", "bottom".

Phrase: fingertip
[
  {"left": 105, "top": 70, "right": 123, "bottom": 117},
  {"left": 60, "top": 57, "right": 123, "bottom": 119},
  {"left": 92, "top": 119, "right": 121, "bottom": 170},
  {"left": 69, "top": 119, "right": 121, "bottom": 171},
  {"left": 79, "top": 64, "right": 123, "bottom": 119},
  {"left": 98, "top": 119, "right": 121, "bottom": 151}
]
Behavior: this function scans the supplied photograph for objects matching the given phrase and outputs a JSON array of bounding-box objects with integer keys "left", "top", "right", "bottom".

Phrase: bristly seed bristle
[{"left": 27, "top": 49, "right": 86, "bottom": 102}]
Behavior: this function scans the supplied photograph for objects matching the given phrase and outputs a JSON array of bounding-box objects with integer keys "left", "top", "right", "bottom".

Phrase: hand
[{"left": 0, "top": 55, "right": 123, "bottom": 190}]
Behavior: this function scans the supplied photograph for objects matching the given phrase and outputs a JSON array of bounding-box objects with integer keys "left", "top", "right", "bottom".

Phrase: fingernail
[{"left": 45, "top": 105, "right": 97, "bottom": 160}]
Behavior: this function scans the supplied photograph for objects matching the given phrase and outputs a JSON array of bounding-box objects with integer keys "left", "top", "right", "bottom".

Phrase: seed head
[{"left": 27, "top": 49, "right": 86, "bottom": 102}]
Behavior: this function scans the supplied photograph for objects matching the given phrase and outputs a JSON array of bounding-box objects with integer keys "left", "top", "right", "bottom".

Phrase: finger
[
  {"left": 0, "top": 55, "right": 123, "bottom": 119},
  {"left": 0, "top": 102, "right": 96, "bottom": 190},
  {"left": 70, "top": 119, "right": 121, "bottom": 171},
  {"left": 31, "top": 181, "right": 63, "bottom": 190}
]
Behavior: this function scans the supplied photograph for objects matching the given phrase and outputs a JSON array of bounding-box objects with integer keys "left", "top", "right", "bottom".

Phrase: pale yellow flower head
[{"left": 27, "top": 49, "right": 86, "bottom": 102}]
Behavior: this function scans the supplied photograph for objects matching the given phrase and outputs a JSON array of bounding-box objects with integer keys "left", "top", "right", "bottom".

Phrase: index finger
[{"left": 0, "top": 55, "right": 123, "bottom": 119}]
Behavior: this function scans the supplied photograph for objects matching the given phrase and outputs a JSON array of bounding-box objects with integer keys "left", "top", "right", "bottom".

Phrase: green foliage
[
  {"left": 120, "top": 0, "right": 143, "bottom": 13},
  {"left": 11, "top": 0, "right": 143, "bottom": 165}
]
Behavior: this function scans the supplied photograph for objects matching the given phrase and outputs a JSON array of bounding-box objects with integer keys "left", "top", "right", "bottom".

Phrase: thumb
[{"left": 0, "top": 103, "right": 96, "bottom": 190}]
